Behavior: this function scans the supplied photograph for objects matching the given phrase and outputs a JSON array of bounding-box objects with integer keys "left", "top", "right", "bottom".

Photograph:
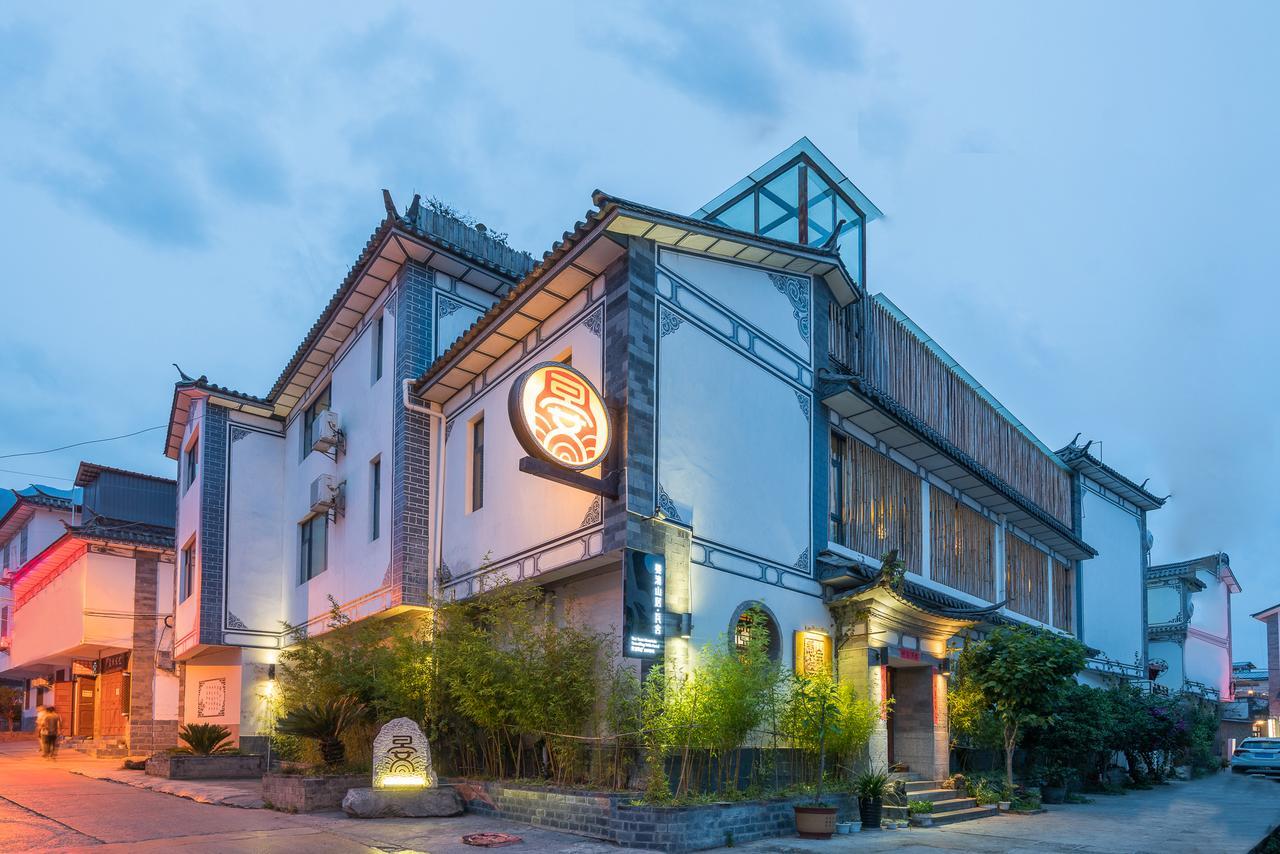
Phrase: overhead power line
[{"left": 0, "top": 425, "right": 166, "bottom": 460}]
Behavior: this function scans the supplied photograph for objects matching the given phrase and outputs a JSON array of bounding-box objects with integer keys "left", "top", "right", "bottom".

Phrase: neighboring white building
[
  {"left": 0, "top": 464, "right": 178, "bottom": 754},
  {"left": 162, "top": 199, "right": 533, "bottom": 750},
  {"left": 1056, "top": 439, "right": 1166, "bottom": 686},
  {"left": 1146, "top": 552, "right": 1239, "bottom": 700},
  {"left": 0, "top": 484, "right": 78, "bottom": 727}
]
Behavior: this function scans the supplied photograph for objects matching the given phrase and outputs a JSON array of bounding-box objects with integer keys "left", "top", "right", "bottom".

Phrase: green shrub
[
  {"left": 275, "top": 696, "right": 368, "bottom": 766},
  {"left": 908, "top": 799, "right": 935, "bottom": 815},
  {"left": 175, "top": 723, "right": 236, "bottom": 755}
]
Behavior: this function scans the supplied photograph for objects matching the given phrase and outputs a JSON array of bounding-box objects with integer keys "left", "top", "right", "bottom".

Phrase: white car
[{"left": 1231, "top": 738, "right": 1280, "bottom": 774}]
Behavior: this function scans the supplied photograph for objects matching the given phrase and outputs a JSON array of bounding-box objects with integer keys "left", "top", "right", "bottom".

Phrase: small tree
[
  {"left": 783, "top": 672, "right": 842, "bottom": 804},
  {"left": 956, "top": 625, "right": 1088, "bottom": 788}
]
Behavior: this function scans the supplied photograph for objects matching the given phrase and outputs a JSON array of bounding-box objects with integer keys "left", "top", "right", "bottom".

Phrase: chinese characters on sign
[
  {"left": 623, "top": 551, "right": 664, "bottom": 659},
  {"left": 793, "top": 630, "right": 832, "bottom": 676},
  {"left": 196, "top": 677, "right": 226, "bottom": 718},
  {"left": 509, "top": 362, "right": 611, "bottom": 471},
  {"left": 372, "top": 717, "right": 436, "bottom": 789}
]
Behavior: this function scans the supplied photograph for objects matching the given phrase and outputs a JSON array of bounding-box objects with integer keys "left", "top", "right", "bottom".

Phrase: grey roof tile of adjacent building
[{"left": 1056, "top": 437, "right": 1167, "bottom": 511}]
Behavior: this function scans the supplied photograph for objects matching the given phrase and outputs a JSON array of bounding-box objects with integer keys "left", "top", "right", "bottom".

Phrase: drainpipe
[{"left": 402, "top": 379, "right": 445, "bottom": 602}]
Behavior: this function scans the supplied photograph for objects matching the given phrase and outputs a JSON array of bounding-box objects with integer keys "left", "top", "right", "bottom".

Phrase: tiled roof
[
  {"left": 413, "top": 190, "right": 857, "bottom": 394},
  {"left": 75, "top": 461, "right": 176, "bottom": 488},
  {"left": 820, "top": 555, "right": 1014, "bottom": 625},
  {"left": 67, "top": 516, "right": 175, "bottom": 550},
  {"left": 1056, "top": 438, "right": 1166, "bottom": 510},
  {"left": 0, "top": 487, "right": 75, "bottom": 534},
  {"left": 265, "top": 194, "right": 532, "bottom": 404}
]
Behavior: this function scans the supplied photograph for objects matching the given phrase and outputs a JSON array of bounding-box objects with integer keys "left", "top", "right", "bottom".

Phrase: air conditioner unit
[
  {"left": 311, "top": 409, "right": 343, "bottom": 453},
  {"left": 309, "top": 474, "right": 344, "bottom": 515}
]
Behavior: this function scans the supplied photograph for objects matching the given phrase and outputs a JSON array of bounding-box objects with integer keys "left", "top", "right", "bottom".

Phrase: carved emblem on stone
[{"left": 372, "top": 717, "right": 436, "bottom": 789}]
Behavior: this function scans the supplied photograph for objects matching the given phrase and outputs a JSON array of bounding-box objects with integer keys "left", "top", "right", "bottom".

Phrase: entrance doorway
[
  {"left": 75, "top": 677, "right": 96, "bottom": 737},
  {"left": 884, "top": 664, "right": 936, "bottom": 775},
  {"left": 99, "top": 672, "right": 126, "bottom": 738}
]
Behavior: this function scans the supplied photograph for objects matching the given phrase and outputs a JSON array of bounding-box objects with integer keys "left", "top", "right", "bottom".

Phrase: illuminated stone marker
[
  {"left": 372, "top": 717, "right": 435, "bottom": 789},
  {"left": 344, "top": 717, "right": 461, "bottom": 817}
]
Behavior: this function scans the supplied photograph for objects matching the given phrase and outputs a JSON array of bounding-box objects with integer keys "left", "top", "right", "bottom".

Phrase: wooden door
[
  {"left": 99, "top": 672, "right": 126, "bottom": 737},
  {"left": 75, "top": 678, "right": 95, "bottom": 736},
  {"left": 52, "top": 681, "right": 73, "bottom": 719}
]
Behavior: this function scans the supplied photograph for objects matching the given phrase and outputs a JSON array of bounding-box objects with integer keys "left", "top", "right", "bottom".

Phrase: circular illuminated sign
[{"left": 508, "top": 361, "right": 611, "bottom": 471}]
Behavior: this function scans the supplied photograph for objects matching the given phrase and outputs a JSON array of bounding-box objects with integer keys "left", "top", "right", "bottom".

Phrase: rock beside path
[{"left": 341, "top": 785, "right": 464, "bottom": 818}]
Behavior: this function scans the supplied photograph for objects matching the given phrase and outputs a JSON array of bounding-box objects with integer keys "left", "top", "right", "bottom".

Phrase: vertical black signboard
[{"left": 623, "top": 550, "right": 664, "bottom": 659}]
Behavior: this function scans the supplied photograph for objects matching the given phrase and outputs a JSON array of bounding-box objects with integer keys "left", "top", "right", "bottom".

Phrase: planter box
[
  {"left": 145, "top": 753, "right": 265, "bottom": 780},
  {"left": 263, "top": 773, "right": 368, "bottom": 813},
  {"left": 451, "top": 779, "right": 859, "bottom": 852}
]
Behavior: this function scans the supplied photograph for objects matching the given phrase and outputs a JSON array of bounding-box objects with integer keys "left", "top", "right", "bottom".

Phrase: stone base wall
[
  {"left": 453, "top": 779, "right": 859, "bottom": 852},
  {"left": 263, "top": 773, "right": 368, "bottom": 813},
  {"left": 146, "top": 752, "right": 265, "bottom": 779}
]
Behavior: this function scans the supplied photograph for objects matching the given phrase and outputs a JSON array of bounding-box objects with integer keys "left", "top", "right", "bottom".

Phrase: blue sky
[{"left": 1, "top": 3, "right": 1276, "bottom": 659}]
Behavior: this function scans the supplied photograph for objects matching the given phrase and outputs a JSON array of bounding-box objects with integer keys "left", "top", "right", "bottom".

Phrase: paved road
[
  {"left": 0, "top": 741, "right": 616, "bottom": 853},
  {"left": 5, "top": 740, "right": 1276, "bottom": 853},
  {"left": 732, "top": 771, "right": 1280, "bottom": 853}
]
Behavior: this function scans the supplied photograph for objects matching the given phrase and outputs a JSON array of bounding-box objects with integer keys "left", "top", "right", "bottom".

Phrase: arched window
[{"left": 729, "top": 601, "right": 781, "bottom": 663}]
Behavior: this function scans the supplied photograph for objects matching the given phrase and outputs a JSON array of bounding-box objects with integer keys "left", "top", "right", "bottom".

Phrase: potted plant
[
  {"left": 1040, "top": 763, "right": 1071, "bottom": 804},
  {"left": 908, "top": 799, "right": 935, "bottom": 827},
  {"left": 854, "top": 767, "right": 890, "bottom": 830},
  {"left": 791, "top": 675, "right": 840, "bottom": 839}
]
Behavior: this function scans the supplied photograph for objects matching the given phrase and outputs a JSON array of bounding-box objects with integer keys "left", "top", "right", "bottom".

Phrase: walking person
[
  {"left": 38, "top": 705, "right": 61, "bottom": 760},
  {"left": 35, "top": 705, "right": 48, "bottom": 757}
]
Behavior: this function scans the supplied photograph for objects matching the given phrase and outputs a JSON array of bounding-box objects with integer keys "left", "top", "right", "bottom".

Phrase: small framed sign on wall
[{"left": 197, "top": 677, "right": 227, "bottom": 718}]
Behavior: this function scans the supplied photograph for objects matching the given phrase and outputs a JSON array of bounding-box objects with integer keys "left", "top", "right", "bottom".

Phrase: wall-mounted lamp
[{"left": 678, "top": 613, "right": 692, "bottom": 639}]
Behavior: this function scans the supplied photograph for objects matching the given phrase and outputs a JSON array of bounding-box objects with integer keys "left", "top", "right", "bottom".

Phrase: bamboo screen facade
[
  {"left": 1052, "top": 559, "right": 1075, "bottom": 633},
  {"left": 1005, "top": 534, "right": 1049, "bottom": 623},
  {"left": 865, "top": 300, "right": 1072, "bottom": 526},
  {"left": 830, "top": 433, "right": 922, "bottom": 573},
  {"left": 929, "top": 486, "right": 997, "bottom": 602}
]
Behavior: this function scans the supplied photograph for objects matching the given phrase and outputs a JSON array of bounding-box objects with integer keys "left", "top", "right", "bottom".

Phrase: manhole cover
[{"left": 462, "top": 832, "right": 523, "bottom": 847}]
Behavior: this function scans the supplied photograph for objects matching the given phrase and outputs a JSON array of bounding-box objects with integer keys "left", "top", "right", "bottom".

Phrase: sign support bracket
[{"left": 518, "top": 456, "right": 619, "bottom": 499}]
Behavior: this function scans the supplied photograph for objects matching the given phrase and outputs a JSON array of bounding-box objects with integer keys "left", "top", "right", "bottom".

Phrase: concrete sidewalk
[
  {"left": 0, "top": 741, "right": 624, "bottom": 853},
  {"left": 729, "top": 772, "right": 1280, "bottom": 853}
]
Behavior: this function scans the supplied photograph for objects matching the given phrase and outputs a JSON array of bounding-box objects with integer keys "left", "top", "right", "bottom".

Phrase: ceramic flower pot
[{"left": 794, "top": 806, "right": 837, "bottom": 839}]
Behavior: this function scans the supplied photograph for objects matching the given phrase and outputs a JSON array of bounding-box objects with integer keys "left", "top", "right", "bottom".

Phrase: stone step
[
  {"left": 885, "top": 797, "right": 977, "bottom": 818},
  {"left": 904, "top": 787, "right": 967, "bottom": 802},
  {"left": 903, "top": 780, "right": 943, "bottom": 794},
  {"left": 930, "top": 805, "right": 1000, "bottom": 826}
]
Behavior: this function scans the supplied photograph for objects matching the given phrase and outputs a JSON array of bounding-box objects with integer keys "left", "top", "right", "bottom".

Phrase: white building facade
[
  {"left": 164, "top": 139, "right": 1194, "bottom": 794},
  {"left": 1056, "top": 440, "right": 1166, "bottom": 687},
  {"left": 1146, "top": 552, "right": 1240, "bottom": 700},
  {"left": 163, "top": 201, "right": 533, "bottom": 750}
]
